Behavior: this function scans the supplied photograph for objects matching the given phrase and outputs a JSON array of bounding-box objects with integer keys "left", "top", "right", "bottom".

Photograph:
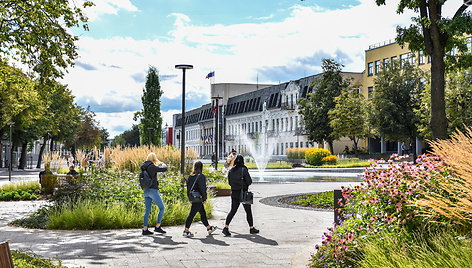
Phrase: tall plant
[{"left": 134, "top": 66, "right": 163, "bottom": 146}]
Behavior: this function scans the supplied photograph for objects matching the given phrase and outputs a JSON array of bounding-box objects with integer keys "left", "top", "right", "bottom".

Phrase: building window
[
  {"left": 367, "top": 62, "right": 373, "bottom": 76},
  {"left": 391, "top": 56, "right": 398, "bottom": 63},
  {"left": 400, "top": 53, "right": 411, "bottom": 67},
  {"left": 468, "top": 37, "right": 472, "bottom": 53},
  {"left": 375, "top": 60, "right": 381, "bottom": 74},
  {"left": 383, "top": 58, "right": 390, "bottom": 71},
  {"left": 419, "top": 50, "right": 425, "bottom": 65},
  {"left": 368, "top": 87, "right": 374, "bottom": 99},
  {"left": 427, "top": 55, "right": 431, "bottom": 63}
]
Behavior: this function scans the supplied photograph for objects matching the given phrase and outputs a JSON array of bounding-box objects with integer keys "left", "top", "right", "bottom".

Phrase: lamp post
[
  {"left": 211, "top": 96, "right": 223, "bottom": 170},
  {"left": 175, "top": 64, "right": 193, "bottom": 176},
  {"left": 8, "top": 122, "right": 15, "bottom": 181}
]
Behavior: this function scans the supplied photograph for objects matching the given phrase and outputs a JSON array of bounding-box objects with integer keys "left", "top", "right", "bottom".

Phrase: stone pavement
[{"left": 0, "top": 180, "right": 361, "bottom": 268}]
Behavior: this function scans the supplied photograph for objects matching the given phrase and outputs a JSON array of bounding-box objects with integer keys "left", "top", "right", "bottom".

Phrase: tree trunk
[
  {"left": 410, "top": 138, "right": 417, "bottom": 164},
  {"left": 19, "top": 142, "right": 28, "bottom": 169},
  {"left": 328, "top": 141, "right": 334, "bottom": 154},
  {"left": 0, "top": 140, "right": 3, "bottom": 168},
  {"left": 353, "top": 139, "right": 359, "bottom": 157},
  {"left": 430, "top": 50, "right": 448, "bottom": 140},
  {"left": 71, "top": 144, "right": 77, "bottom": 166},
  {"left": 50, "top": 138, "right": 54, "bottom": 153},
  {"left": 36, "top": 136, "right": 47, "bottom": 168}
]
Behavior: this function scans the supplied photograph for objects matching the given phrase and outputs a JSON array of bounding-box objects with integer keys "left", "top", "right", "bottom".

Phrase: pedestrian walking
[
  {"left": 182, "top": 161, "right": 217, "bottom": 237},
  {"left": 223, "top": 155, "right": 259, "bottom": 236},
  {"left": 141, "top": 152, "right": 168, "bottom": 235}
]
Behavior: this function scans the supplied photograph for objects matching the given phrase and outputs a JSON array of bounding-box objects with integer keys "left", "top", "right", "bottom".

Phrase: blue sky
[{"left": 62, "top": 0, "right": 464, "bottom": 137}]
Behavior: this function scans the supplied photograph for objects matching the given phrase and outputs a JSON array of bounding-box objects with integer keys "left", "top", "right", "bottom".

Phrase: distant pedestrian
[
  {"left": 141, "top": 152, "right": 168, "bottom": 235},
  {"left": 223, "top": 155, "right": 259, "bottom": 236},
  {"left": 182, "top": 161, "right": 217, "bottom": 237},
  {"left": 66, "top": 165, "right": 79, "bottom": 176},
  {"left": 211, "top": 152, "right": 217, "bottom": 168}
]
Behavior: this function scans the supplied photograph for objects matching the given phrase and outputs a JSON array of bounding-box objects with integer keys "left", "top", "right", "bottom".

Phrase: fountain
[{"left": 241, "top": 132, "right": 277, "bottom": 181}]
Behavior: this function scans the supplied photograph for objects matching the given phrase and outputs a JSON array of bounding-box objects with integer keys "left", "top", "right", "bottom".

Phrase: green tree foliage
[
  {"left": 329, "top": 84, "right": 369, "bottom": 156},
  {"left": 112, "top": 125, "right": 140, "bottom": 147},
  {"left": 134, "top": 66, "right": 163, "bottom": 146},
  {"left": 75, "top": 107, "right": 102, "bottom": 151},
  {"left": 370, "top": 60, "right": 424, "bottom": 151},
  {"left": 416, "top": 68, "right": 472, "bottom": 139},
  {"left": 298, "top": 59, "right": 349, "bottom": 153},
  {"left": 0, "top": 0, "right": 93, "bottom": 78},
  {"left": 374, "top": 0, "right": 472, "bottom": 139}
]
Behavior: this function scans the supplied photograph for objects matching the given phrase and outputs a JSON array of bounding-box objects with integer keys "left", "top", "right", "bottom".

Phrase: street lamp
[
  {"left": 211, "top": 96, "right": 223, "bottom": 170},
  {"left": 175, "top": 64, "right": 193, "bottom": 176},
  {"left": 8, "top": 122, "right": 15, "bottom": 182}
]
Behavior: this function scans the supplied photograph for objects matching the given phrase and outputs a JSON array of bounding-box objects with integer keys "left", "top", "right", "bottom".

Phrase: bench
[{"left": 0, "top": 241, "right": 13, "bottom": 268}]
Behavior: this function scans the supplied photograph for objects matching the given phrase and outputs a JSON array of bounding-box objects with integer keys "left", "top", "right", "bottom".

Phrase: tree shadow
[{"left": 152, "top": 235, "right": 188, "bottom": 247}]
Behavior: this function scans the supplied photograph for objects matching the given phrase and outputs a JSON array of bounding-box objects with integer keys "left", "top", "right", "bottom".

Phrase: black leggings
[
  {"left": 185, "top": 202, "right": 209, "bottom": 228},
  {"left": 225, "top": 190, "right": 253, "bottom": 226}
]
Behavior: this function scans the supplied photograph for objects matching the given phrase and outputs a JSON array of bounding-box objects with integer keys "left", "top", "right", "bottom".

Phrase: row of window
[
  {"left": 367, "top": 37, "right": 472, "bottom": 76},
  {"left": 227, "top": 141, "right": 314, "bottom": 156},
  {"left": 227, "top": 116, "right": 301, "bottom": 136}
]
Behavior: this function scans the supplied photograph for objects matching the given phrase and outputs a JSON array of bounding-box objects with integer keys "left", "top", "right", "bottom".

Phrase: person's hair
[
  {"left": 192, "top": 161, "right": 203, "bottom": 175},
  {"left": 146, "top": 152, "right": 159, "bottom": 164},
  {"left": 234, "top": 155, "right": 244, "bottom": 167},
  {"left": 231, "top": 148, "right": 236, "bottom": 153},
  {"left": 69, "top": 165, "right": 75, "bottom": 169}
]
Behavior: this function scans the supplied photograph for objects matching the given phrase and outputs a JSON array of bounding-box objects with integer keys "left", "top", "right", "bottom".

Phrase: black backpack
[{"left": 139, "top": 165, "right": 153, "bottom": 189}]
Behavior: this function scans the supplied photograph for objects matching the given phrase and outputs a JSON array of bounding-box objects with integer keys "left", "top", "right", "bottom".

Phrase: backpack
[{"left": 139, "top": 165, "right": 153, "bottom": 189}]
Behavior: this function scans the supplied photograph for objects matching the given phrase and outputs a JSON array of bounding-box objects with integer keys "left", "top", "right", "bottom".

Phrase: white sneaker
[
  {"left": 207, "top": 226, "right": 217, "bottom": 235},
  {"left": 183, "top": 231, "right": 194, "bottom": 237}
]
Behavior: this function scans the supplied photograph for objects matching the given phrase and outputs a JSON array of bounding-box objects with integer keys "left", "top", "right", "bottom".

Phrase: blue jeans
[{"left": 143, "top": 188, "right": 165, "bottom": 227}]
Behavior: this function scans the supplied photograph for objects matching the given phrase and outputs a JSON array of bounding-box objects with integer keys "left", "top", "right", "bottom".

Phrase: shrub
[
  {"left": 12, "top": 249, "right": 67, "bottom": 268},
  {"left": 321, "top": 155, "right": 338, "bottom": 165},
  {"left": 292, "top": 191, "right": 334, "bottom": 209},
  {"left": 286, "top": 148, "right": 310, "bottom": 159},
  {"left": 417, "top": 127, "right": 472, "bottom": 226},
  {"left": 245, "top": 161, "right": 292, "bottom": 169},
  {"left": 305, "top": 148, "right": 331, "bottom": 166},
  {"left": 213, "top": 181, "right": 231, "bottom": 189},
  {"left": 40, "top": 173, "right": 58, "bottom": 195}
]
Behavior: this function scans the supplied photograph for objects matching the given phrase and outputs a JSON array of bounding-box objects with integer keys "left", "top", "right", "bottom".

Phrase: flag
[{"left": 205, "top": 71, "right": 215, "bottom": 79}]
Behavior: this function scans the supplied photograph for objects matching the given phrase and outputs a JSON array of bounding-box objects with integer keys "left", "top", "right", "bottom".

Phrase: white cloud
[
  {"left": 78, "top": 0, "right": 139, "bottom": 21},
  {"left": 63, "top": 0, "right": 465, "bottom": 138}
]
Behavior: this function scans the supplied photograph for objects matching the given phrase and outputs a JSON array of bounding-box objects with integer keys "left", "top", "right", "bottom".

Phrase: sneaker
[
  {"left": 207, "top": 226, "right": 217, "bottom": 235},
  {"left": 154, "top": 226, "right": 166, "bottom": 234},
  {"left": 142, "top": 229, "right": 153, "bottom": 235},
  {"left": 222, "top": 227, "right": 231, "bottom": 237},
  {"left": 250, "top": 227, "right": 260, "bottom": 234},
  {"left": 182, "top": 231, "right": 194, "bottom": 238}
]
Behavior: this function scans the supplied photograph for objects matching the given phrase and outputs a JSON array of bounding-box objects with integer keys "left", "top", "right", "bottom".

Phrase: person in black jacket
[
  {"left": 183, "top": 161, "right": 217, "bottom": 237},
  {"left": 222, "top": 155, "right": 259, "bottom": 236},
  {"left": 141, "top": 152, "right": 168, "bottom": 235}
]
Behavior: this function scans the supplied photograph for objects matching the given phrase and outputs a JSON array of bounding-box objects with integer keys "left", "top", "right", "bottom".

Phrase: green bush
[
  {"left": 245, "top": 161, "right": 292, "bottom": 169},
  {"left": 14, "top": 168, "right": 214, "bottom": 230},
  {"left": 213, "top": 181, "right": 231, "bottom": 189},
  {"left": 292, "top": 191, "right": 333, "bottom": 209},
  {"left": 286, "top": 148, "right": 310, "bottom": 159},
  {"left": 40, "top": 174, "right": 58, "bottom": 195},
  {"left": 305, "top": 148, "right": 331, "bottom": 166},
  {"left": 12, "top": 249, "right": 67, "bottom": 268}
]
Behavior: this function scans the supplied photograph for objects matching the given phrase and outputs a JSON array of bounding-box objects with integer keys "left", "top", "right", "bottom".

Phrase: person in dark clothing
[
  {"left": 66, "top": 165, "right": 79, "bottom": 176},
  {"left": 211, "top": 152, "right": 217, "bottom": 168},
  {"left": 223, "top": 155, "right": 259, "bottom": 236},
  {"left": 182, "top": 161, "right": 217, "bottom": 237},
  {"left": 141, "top": 152, "right": 168, "bottom": 235}
]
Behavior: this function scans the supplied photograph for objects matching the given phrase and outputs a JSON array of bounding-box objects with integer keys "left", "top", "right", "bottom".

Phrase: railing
[{"left": 368, "top": 39, "right": 396, "bottom": 50}]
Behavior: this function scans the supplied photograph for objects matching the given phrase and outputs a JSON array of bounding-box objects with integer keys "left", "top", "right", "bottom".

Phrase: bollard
[
  {"left": 334, "top": 189, "right": 346, "bottom": 225},
  {"left": 0, "top": 241, "right": 14, "bottom": 268}
]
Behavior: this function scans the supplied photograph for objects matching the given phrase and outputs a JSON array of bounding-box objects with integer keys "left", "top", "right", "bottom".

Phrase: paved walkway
[{"left": 0, "top": 180, "right": 360, "bottom": 268}]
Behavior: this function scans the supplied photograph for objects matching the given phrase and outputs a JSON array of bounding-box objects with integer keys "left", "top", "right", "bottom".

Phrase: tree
[
  {"left": 370, "top": 60, "right": 424, "bottom": 158},
  {"left": 0, "top": 0, "right": 93, "bottom": 78},
  {"left": 134, "top": 66, "right": 164, "bottom": 146},
  {"left": 374, "top": 0, "right": 472, "bottom": 139},
  {"left": 416, "top": 67, "right": 472, "bottom": 139},
  {"left": 298, "top": 59, "right": 349, "bottom": 153},
  {"left": 328, "top": 84, "right": 370, "bottom": 156},
  {"left": 75, "top": 107, "right": 102, "bottom": 151}
]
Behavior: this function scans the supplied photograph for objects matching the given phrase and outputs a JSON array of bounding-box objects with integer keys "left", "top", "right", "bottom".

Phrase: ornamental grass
[{"left": 416, "top": 127, "right": 472, "bottom": 226}]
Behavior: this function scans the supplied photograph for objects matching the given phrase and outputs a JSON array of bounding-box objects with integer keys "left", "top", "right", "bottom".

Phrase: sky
[{"left": 62, "top": 0, "right": 465, "bottom": 138}]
